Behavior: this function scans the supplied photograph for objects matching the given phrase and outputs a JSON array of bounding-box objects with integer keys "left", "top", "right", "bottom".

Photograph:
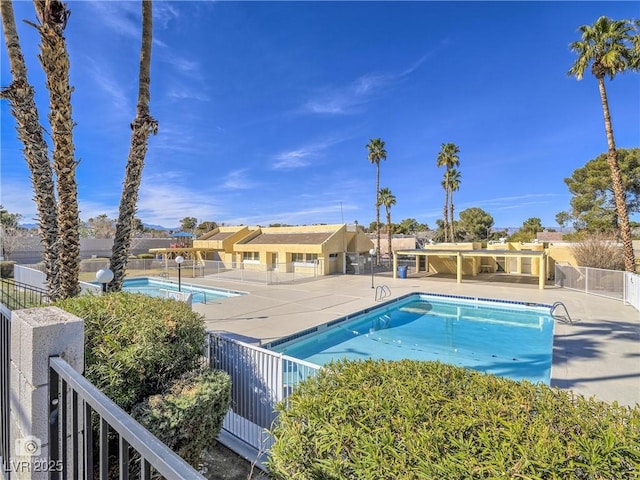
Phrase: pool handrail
[
  {"left": 375, "top": 285, "right": 391, "bottom": 301},
  {"left": 551, "top": 301, "right": 574, "bottom": 325}
]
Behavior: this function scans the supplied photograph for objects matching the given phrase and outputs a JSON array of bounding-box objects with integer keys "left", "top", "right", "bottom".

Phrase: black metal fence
[
  {"left": 1, "top": 307, "right": 10, "bottom": 479},
  {"left": 0, "top": 278, "right": 49, "bottom": 311},
  {"left": 49, "top": 356, "right": 206, "bottom": 479}
]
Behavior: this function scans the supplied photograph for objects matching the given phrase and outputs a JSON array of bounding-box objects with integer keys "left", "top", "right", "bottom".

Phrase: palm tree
[
  {"left": 378, "top": 187, "right": 396, "bottom": 260},
  {"left": 436, "top": 143, "right": 460, "bottom": 243},
  {"left": 109, "top": 0, "right": 159, "bottom": 291},
  {"left": 0, "top": 0, "right": 59, "bottom": 297},
  {"left": 569, "top": 16, "right": 637, "bottom": 272},
  {"left": 33, "top": 0, "right": 80, "bottom": 299},
  {"left": 366, "top": 138, "right": 387, "bottom": 264},
  {"left": 447, "top": 168, "right": 461, "bottom": 242}
]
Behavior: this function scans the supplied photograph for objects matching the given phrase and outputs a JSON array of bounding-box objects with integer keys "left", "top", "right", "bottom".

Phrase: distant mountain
[
  {"left": 143, "top": 223, "right": 175, "bottom": 231},
  {"left": 20, "top": 222, "right": 176, "bottom": 231}
]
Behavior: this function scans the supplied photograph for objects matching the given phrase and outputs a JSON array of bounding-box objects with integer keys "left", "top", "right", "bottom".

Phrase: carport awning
[{"left": 393, "top": 248, "right": 547, "bottom": 289}]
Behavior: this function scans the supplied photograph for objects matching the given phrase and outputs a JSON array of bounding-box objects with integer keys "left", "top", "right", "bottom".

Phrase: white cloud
[
  {"left": 85, "top": 2, "right": 141, "bottom": 39},
  {"left": 0, "top": 178, "right": 38, "bottom": 223},
  {"left": 473, "top": 194, "right": 567, "bottom": 212},
  {"left": 165, "top": 84, "right": 211, "bottom": 102},
  {"left": 135, "top": 172, "right": 222, "bottom": 226},
  {"left": 225, "top": 203, "right": 347, "bottom": 227},
  {"left": 302, "top": 53, "right": 432, "bottom": 116},
  {"left": 84, "top": 58, "right": 132, "bottom": 116},
  {"left": 221, "top": 170, "right": 256, "bottom": 190},
  {"left": 271, "top": 137, "right": 348, "bottom": 170}
]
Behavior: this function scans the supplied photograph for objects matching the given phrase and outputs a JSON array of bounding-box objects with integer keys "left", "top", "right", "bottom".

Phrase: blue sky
[{"left": 2, "top": 1, "right": 639, "bottom": 230}]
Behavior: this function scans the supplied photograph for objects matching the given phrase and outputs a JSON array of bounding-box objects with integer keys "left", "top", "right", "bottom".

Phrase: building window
[
  {"left": 242, "top": 251, "right": 259, "bottom": 262},
  {"left": 292, "top": 253, "right": 318, "bottom": 264}
]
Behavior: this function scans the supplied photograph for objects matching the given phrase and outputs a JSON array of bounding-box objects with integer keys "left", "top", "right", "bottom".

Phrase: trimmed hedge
[
  {"left": 56, "top": 292, "right": 206, "bottom": 412},
  {"left": 0, "top": 260, "right": 16, "bottom": 278},
  {"left": 133, "top": 368, "right": 231, "bottom": 466},
  {"left": 268, "top": 359, "right": 640, "bottom": 479}
]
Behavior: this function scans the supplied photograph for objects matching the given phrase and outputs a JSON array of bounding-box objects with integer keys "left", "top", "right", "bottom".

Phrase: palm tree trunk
[
  {"left": 34, "top": 0, "right": 80, "bottom": 299},
  {"left": 386, "top": 210, "right": 392, "bottom": 260},
  {"left": 598, "top": 77, "right": 636, "bottom": 272},
  {"left": 109, "top": 0, "right": 158, "bottom": 291},
  {"left": 443, "top": 186, "right": 449, "bottom": 243},
  {"left": 375, "top": 163, "right": 381, "bottom": 264},
  {"left": 449, "top": 196, "right": 455, "bottom": 242},
  {"left": 0, "top": 0, "right": 59, "bottom": 297}
]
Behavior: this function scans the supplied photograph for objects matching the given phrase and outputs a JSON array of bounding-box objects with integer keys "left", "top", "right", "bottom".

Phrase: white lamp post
[
  {"left": 95, "top": 268, "right": 114, "bottom": 293},
  {"left": 369, "top": 248, "right": 376, "bottom": 289},
  {"left": 175, "top": 255, "right": 184, "bottom": 292}
]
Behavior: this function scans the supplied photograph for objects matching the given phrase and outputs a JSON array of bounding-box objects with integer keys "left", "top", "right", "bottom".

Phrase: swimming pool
[
  {"left": 267, "top": 293, "right": 554, "bottom": 384},
  {"left": 122, "top": 277, "right": 244, "bottom": 304}
]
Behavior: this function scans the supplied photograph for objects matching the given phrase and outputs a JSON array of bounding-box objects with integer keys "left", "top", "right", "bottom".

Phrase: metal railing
[
  {"left": 49, "top": 356, "right": 206, "bottom": 479},
  {"left": 625, "top": 272, "right": 640, "bottom": 311},
  {"left": 375, "top": 285, "right": 391, "bottom": 302},
  {"left": 0, "top": 309, "right": 10, "bottom": 479},
  {"left": 200, "top": 261, "right": 322, "bottom": 285},
  {"left": 555, "top": 264, "right": 640, "bottom": 312},
  {"left": 0, "top": 277, "right": 48, "bottom": 311},
  {"left": 551, "top": 301, "right": 573, "bottom": 325},
  {"left": 207, "top": 334, "right": 320, "bottom": 453}
]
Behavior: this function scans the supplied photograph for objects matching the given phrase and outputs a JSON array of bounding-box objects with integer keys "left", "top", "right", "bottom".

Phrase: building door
[{"left": 270, "top": 252, "right": 278, "bottom": 271}]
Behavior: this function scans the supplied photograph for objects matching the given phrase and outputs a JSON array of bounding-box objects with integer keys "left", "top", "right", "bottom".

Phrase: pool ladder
[
  {"left": 375, "top": 285, "right": 391, "bottom": 302},
  {"left": 551, "top": 301, "right": 574, "bottom": 325}
]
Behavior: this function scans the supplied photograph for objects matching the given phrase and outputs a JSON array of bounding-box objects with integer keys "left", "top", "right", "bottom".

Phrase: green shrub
[
  {"left": 133, "top": 368, "right": 231, "bottom": 466},
  {"left": 0, "top": 261, "right": 16, "bottom": 278},
  {"left": 137, "top": 253, "right": 155, "bottom": 259},
  {"left": 268, "top": 359, "right": 640, "bottom": 480},
  {"left": 56, "top": 292, "right": 206, "bottom": 412}
]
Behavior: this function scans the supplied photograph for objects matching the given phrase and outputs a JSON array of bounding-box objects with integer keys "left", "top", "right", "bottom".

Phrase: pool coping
[{"left": 264, "top": 291, "right": 553, "bottom": 350}]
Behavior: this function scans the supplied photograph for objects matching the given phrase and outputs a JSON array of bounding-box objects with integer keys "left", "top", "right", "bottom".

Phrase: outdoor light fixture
[
  {"left": 95, "top": 268, "right": 114, "bottom": 293},
  {"left": 175, "top": 255, "right": 184, "bottom": 292},
  {"left": 369, "top": 248, "right": 376, "bottom": 289}
]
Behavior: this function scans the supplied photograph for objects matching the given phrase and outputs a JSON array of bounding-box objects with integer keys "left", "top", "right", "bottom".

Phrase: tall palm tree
[
  {"left": 109, "top": 0, "right": 159, "bottom": 291},
  {"left": 436, "top": 143, "right": 460, "bottom": 243},
  {"left": 569, "top": 16, "right": 636, "bottom": 272},
  {"left": 33, "top": 0, "right": 80, "bottom": 299},
  {"left": 378, "top": 187, "right": 396, "bottom": 260},
  {"left": 447, "top": 168, "right": 461, "bottom": 242},
  {"left": 366, "top": 138, "right": 387, "bottom": 264},
  {"left": 0, "top": 0, "right": 59, "bottom": 297}
]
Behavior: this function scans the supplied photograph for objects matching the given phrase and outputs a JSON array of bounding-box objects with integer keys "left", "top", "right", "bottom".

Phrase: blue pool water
[
  {"left": 268, "top": 294, "right": 555, "bottom": 384},
  {"left": 122, "top": 278, "right": 244, "bottom": 304}
]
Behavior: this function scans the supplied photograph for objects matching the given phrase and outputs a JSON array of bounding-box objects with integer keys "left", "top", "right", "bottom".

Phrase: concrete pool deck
[{"left": 189, "top": 274, "right": 640, "bottom": 407}]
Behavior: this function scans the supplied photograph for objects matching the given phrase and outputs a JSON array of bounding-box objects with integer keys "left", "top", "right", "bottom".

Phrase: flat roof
[{"left": 396, "top": 249, "right": 545, "bottom": 257}]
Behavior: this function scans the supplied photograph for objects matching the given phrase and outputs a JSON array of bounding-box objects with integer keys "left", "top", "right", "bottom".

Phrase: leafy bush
[
  {"left": 0, "top": 261, "right": 16, "bottom": 278},
  {"left": 56, "top": 292, "right": 206, "bottom": 412},
  {"left": 137, "top": 253, "right": 155, "bottom": 259},
  {"left": 133, "top": 368, "right": 231, "bottom": 466},
  {"left": 268, "top": 359, "right": 640, "bottom": 480}
]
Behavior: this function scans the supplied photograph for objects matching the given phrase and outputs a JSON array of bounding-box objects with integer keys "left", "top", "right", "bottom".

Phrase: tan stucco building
[{"left": 150, "top": 224, "right": 374, "bottom": 276}]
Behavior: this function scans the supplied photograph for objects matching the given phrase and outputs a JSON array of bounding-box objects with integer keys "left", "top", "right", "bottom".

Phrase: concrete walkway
[{"left": 191, "top": 273, "right": 640, "bottom": 407}]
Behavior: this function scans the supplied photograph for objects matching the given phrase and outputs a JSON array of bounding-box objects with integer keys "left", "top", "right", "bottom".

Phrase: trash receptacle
[{"left": 397, "top": 265, "right": 407, "bottom": 278}]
